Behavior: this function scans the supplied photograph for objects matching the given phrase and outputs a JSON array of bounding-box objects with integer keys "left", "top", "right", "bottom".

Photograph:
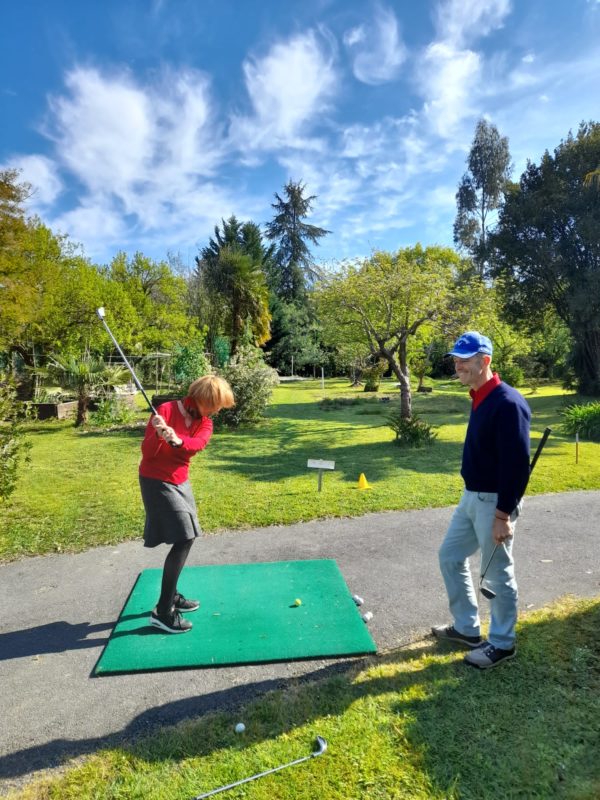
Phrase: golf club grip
[{"left": 529, "top": 426, "right": 552, "bottom": 475}]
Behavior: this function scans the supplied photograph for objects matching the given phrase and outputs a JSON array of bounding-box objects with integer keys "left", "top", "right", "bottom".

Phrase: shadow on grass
[
  {"left": 3, "top": 600, "right": 598, "bottom": 798},
  {"left": 209, "top": 438, "right": 465, "bottom": 483}
]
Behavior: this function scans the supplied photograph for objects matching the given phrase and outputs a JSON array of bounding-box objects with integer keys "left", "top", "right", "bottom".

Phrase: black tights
[{"left": 157, "top": 539, "right": 194, "bottom": 614}]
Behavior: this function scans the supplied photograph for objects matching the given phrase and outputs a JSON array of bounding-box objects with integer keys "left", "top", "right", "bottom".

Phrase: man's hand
[{"left": 493, "top": 516, "right": 513, "bottom": 545}]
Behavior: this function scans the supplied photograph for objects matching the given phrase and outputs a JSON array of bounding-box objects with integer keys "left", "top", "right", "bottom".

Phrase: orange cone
[{"left": 357, "top": 473, "right": 371, "bottom": 490}]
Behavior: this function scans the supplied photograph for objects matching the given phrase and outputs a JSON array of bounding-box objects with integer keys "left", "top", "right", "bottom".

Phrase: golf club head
[
  {"left": 96, "top": 306, "right": 106, "bottom": 320},
  {"left": 480, "top": 584, "right": 496, "bottom": 600},
  {"left": 315, "top": 736, "right": 328, "bottom": 755}
]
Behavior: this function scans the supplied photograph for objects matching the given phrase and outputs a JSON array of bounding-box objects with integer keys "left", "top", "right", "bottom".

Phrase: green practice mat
[{"left": 94, "top": 559, "right": 376, "bottom": 675}]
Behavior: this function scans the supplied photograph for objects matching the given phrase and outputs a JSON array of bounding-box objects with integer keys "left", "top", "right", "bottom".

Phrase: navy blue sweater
[{"left": 461, "top": 382, "right": 531, "bottom": 515}]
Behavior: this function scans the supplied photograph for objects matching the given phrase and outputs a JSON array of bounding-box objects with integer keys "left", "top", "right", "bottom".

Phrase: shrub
[
  {"left": 216, "top": 346, "right": 279, "bottom": 427},
  {"left": 363, "top": 362, "right": 386, "bottom": 392},
  {"left": 319, "top": 397, "right": 361, "bottom": 410},
  {"left": 89, "top": 395, "right": 137, "bottom": 427},
  {"left": 172, "top": 339, "right": 210, "bottom": 391},
  {"left": 385, "top": 408, "right": 437, "bottom": 447},
  {"left": 498, "top": 363, "right": 525, "bottom": 387},
  {"left": 560, "top": 401, "right": 600, "bottom": 441},
  {"left": 0, "top": 374, "right": 32, "bottom": 503}
]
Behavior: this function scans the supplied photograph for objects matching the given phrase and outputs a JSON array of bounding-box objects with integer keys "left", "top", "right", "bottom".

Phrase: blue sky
[{"left": 2, "top": 0, "right": 599, "bottom": 267}]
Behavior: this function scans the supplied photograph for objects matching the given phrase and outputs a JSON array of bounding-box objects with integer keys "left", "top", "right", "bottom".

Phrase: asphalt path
[{"left": 1, "top": 490, "right": 599, "bottom": 794}]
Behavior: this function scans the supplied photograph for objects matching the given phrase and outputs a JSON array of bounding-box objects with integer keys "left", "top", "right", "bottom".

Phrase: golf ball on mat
[
  {"left": 362, "top": 611, "right": 373, "bottom": 623},
  {"left": 235, "top": 723, "right": 246, "bottom": 734},
  {"left": 294, "top": 598, "right": 302, "bottom": 606},
  {"left": 352, "top": 594, "right": 364, "bottom": 606}
]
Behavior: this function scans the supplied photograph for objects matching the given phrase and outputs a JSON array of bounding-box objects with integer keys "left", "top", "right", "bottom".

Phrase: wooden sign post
[{"left": 307, "top": 459, "right": 335, "bottom": 492}]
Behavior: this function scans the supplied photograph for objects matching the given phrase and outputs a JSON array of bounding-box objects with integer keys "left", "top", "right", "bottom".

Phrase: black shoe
[
  {"left": 464, "top": 642, "right": 516, "bottom": 669},
  {"left": 173, "top": 592, "right": 200, "bottom": 612},
  {"left": 150, "top": 608, "right": 192, "bottom": 633},
  {"left": 431, "top": 624, "right": 483, "bottom": 648}
]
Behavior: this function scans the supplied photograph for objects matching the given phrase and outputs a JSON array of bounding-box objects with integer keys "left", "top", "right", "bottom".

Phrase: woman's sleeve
[{"left": 177, "top": 416, "right": 214, "bottom": 455}]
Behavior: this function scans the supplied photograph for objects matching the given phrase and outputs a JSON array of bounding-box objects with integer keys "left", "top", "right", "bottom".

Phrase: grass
[
  {"left": 1, "top": 379, "right": 599, "bottom": 562},
  {"left": 8, "top": 595, "right": 600, "bottom": 800}
]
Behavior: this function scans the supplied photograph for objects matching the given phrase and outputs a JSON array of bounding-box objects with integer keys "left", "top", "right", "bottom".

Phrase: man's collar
[{"left": 470, "top": 373, "right": 501, "bottom": 409}]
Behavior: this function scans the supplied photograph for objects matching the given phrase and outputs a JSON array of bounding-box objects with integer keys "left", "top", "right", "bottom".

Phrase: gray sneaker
[
  {"left": 464, "top": 642, "right": 516, "bottom": 669},
  {"left": 431, "top": 624, "right": 483, "bottom": 648},
  {"left": 150, "top": 608, "right": 192, "bottom": 633}
]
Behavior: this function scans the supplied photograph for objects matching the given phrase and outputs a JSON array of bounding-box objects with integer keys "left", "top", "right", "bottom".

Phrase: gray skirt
[{"left": 139, "top": 476, "right": 202, "bottom": 548}]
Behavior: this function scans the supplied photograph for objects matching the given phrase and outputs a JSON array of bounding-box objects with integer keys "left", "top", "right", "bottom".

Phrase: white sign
[{"left": 307, "top": 459, "right": 335, "bottom": 470}]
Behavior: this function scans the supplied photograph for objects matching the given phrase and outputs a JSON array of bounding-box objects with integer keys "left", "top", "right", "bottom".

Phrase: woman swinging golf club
[
  {"left": 140, "top": 375, "right": 235, "bottom": 633},
  {"left": 432, "top": 331, "right": 531, "bottom": 669}
]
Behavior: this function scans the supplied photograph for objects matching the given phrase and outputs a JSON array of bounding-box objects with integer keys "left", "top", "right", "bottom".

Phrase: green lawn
[
  {"left": 9, "top": 596, "right": 600, "bottom": 800},
  {"left": 1, "top": 379, "right": 599, "bottom": 562}
]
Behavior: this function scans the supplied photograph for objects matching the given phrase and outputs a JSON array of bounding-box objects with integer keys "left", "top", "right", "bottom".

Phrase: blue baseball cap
[{"left": 447, "top": 331, "right": 493, "bottom": 358}]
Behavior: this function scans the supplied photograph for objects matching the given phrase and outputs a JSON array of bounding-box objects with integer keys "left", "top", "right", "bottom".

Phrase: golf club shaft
[
  {"left": 97, "top": 313, "right": 157, "bottom": 415},
  {"left": 192, "top": 740, "right": 326, "bottom": 799},
  {"left": 480, "top": 427, "right": 552, "bottom": 584}
]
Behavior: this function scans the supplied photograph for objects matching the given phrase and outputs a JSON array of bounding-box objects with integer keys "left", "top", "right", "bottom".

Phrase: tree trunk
[
  {"left": 76, "top": 395, "right": 89, "bottom": 427},
  {"left": 577, "top": 327, "right": 600, "bottom": 396},
  {"left": 384, "top": 356, "right": 412, "bottom": 419}
]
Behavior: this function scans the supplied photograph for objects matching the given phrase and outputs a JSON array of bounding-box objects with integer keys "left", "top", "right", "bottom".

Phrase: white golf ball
[
  {"left": 362, "top": 611, "right": 373, "bottom": 623},
  {"left": 235, "top": 722, "right": 246, "bottom": 734},
  {"left": 352, "top": 594, "right": 364, "bottom": 606}
]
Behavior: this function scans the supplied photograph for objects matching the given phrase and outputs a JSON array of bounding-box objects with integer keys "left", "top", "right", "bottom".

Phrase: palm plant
[{"left": 44, "top": 355, "right": 130, "bottom": 426}]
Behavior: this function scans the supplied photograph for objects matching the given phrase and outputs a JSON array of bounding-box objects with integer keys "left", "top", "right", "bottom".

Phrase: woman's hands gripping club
[{"left": 151, "top": 415, "right": 183, "bottom": 448}]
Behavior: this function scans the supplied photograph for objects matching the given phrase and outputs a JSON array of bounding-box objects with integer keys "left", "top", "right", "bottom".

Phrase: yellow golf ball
[{"left": 294, "top": 598, "right": 302, "bottom": 606}]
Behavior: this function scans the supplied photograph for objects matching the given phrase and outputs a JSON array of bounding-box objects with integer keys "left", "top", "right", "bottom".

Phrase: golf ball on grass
[{"left": 235, "top": 723, "right": 246, "bottom": 734}]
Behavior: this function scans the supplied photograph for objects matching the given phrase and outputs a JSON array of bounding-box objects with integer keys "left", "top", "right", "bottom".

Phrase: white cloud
[
  {"left": 344, "top": 5, "right": 407, "bottom": 85},
  {"left": 435, "top": 0, "right": 511, "bottom": 46},
  {"left": 230, "top": 31, "right": 337, "bottom": 153},
  {"left": 418, "top": 42, "right": 481, "bottom": 137},
  {"left": 522, "top": 53, "right": 535, "bottom": 64},
  {"left": 5, "top": 154, "right": 63, "bottom": 207}
]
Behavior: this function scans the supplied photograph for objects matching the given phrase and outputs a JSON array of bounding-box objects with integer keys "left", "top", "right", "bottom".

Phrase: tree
[
  {"left": 265, "top": 180, "right": 330, "bottom": 301},
  {"left": 0, "top": 373, "right": 31, "bottom": 504},
  {"left": 195, "top": 217, "right": 273, "bottom": 356},
  {"left": 492, "top": 122, "right": 600, "bottom": 395},
  {"left": 316, "top": 246, "right": 463, "bottom": 418},
  {"left": 206, "top": 246, "right": 271, "bottom": 355},
  {"left": 106, "top": 252, "right": 196, "bottom": 352},
  {"left": 265, "top": 297, "right": 324, "bottom": 374},
  {"left": 454, "top": 119, "right": 512, "bottom": 277}
]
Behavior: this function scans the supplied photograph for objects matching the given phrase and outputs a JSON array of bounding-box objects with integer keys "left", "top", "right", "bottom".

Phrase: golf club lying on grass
[
  {"left": 479, "top": 426, "right": 552, "bottom": 600},
  {"left": 96, "top": 307, "right": 158, "bottom": 414},
  {"left": 191, "top": 736, "right": 328, "bottom": 799}
]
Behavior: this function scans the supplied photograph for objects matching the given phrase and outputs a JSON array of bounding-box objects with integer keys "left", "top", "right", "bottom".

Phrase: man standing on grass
[{"left": 432, "top": 331, "right": 531, "bottom": 669}]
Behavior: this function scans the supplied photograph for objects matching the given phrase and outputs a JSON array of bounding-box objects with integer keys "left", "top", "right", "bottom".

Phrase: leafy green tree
[
  {"left": 1, "top": 219, "right": 129, "bottom": 395},
  {"left": 316, "top": 246, "right": 463, "bottom": 418},
  {"left": 0, "top": 373, "right": 31, "bottom": 504},
  {"left": 454, "top": 119, "right": 512, "bottom": 277},
  {"left": 265, "top": 297, "right": 324, "bottom": 374},
  {"left": 265, "top": 180, "right": 330, "bottom": 301},
  {"left": 106, "top": 252, "right": 196, "bottom": 352},
  {"left": 492, "top": 121, "right": 600, "bottom": 395}
]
